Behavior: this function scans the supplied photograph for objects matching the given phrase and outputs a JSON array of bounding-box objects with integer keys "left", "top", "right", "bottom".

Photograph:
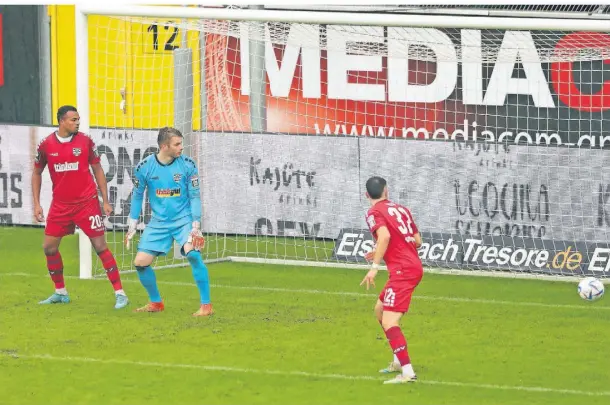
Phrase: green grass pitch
[{"left": 1, "top": 227, "right": 610, "bottom": 405}]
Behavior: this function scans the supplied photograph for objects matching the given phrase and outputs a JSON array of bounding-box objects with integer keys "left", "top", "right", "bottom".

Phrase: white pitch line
[
  {"left": 2, "top": 272, "right": 609, "bottom": 311},
  {"left": 2, "top": 352, "right": 610, "bottom": 397}
]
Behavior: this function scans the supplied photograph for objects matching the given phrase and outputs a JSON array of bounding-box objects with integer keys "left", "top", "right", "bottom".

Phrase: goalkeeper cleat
[
  {"left": 379, "top": 362, "right": 402, "bottom": 374},
  {"left": 383, "top": 374, "right": 417, "bottom": 384},
  {"left": 193, "top": 303, "right": 214, "bottom": 317},
  {"left": 39, "top": 293, "right": 71, "bottom": 305},
  {"left": 134, "top": 302, "right": 164, "bottom": 313},
  {"left": 114, "top": 294, "right": 129, "bottom": 310}
]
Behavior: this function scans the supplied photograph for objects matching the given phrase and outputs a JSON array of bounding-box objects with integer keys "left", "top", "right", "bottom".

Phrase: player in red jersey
[
  {"left": 31, "top": 105, "right": 129, "bottom": 309},
  {"left": 360, "top": 176, "right": 423, "bottom": 384}
]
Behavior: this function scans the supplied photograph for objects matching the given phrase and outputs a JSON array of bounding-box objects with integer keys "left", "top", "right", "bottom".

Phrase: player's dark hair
[
  {"left": 57, "top": 105, "right": 77, "bottom": 123},
  {"left": 157, "top": 127, "right": 183, "bottom": 146},
  {"left": 366, "top": 176, "right": 387, "bottom": 199}
]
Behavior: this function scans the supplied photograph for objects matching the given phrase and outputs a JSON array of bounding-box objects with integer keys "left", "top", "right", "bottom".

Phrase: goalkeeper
[{"left": 125, "top": 127, "right": 212, "bottom": 316}]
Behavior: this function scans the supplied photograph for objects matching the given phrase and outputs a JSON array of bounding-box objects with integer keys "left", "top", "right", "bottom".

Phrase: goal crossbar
[{"left": 78, "top": 4, "right": 610, "bottom": 32}]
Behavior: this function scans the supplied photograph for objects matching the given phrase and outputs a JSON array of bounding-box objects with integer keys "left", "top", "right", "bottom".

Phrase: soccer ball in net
[{"left": 577, "top": 278, "right": 605, "bottom": 302}]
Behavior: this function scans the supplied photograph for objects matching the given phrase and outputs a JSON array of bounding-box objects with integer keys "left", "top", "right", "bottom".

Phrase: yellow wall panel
[
  {"left": 130, "top": 20, "right": 179, "bottom": 129},
  {"left": 88, "top": 15, "right": 132, "bottom": 128},
  {"left": 130, "top": 20, "right": 202, "bottom": 130},
  {"left": 49, "top": 5, "right": 77, "bottom": 123},
  {"left": 50, "top": 7, "right": 203, "bottom": 130}
]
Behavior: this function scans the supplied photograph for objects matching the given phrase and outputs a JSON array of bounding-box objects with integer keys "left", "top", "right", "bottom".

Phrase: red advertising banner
[{"left": 204, "top": 25, "right": 610, "bottom": 148}]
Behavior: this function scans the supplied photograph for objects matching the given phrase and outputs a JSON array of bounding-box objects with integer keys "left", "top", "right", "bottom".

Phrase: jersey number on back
[{"left": 388, "top": 207, "right": 414, "bottom": 240}]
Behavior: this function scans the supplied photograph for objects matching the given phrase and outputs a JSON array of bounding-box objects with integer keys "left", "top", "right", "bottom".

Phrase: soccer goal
[{"left": 75, "top": 5, "right": 610, "bottom": 281}]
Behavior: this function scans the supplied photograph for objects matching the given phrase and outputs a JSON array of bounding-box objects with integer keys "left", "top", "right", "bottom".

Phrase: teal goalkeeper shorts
[{"left": 138, "top": 217, "right": 192, "bottom": 257}]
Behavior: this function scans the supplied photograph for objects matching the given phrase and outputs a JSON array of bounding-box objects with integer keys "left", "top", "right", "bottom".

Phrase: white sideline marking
[
  {"left": 2, "top": 272, "right": 609, "bottom": 311},
  {"left": 227, "top": 256, "right": 587, "bottom": 283},
  {"left": 2, "top": 352, "right": 609, "bottom": 397}
]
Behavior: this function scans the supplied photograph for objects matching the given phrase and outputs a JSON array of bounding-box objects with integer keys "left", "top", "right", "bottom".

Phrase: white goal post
[{"left": 75, "top": 5, "right": 610, "bottom": 281}]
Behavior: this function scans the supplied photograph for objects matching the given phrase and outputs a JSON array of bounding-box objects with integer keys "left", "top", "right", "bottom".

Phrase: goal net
[{"left": 80, "top": 6, "right": 610, "bottom": 279}]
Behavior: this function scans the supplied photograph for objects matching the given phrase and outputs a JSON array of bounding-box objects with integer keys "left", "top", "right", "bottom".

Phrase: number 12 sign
[{"left": 143, "top": 22, "right": 181, "bottom": 54}]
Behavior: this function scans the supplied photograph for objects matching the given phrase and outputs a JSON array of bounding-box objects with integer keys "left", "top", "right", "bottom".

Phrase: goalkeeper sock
[
  {"left": 186, "top": 250, "right": 211, "bottom": 304},
  {"left": 97, "top": 249, "right": 123, "bottom": 291},
  {"left": 384, "top": 326, "right": 412, "bottom": 371},
  {"left": 135, "top": 266, "right": 162, "bottom": 303},
  {"left": 46, "top": 251, "right": 65, "bottom": 291}
]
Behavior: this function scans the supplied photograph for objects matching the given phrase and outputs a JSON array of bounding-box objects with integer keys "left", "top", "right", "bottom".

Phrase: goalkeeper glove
[
  {"left": 125, "top": 218, "right": 138, "bottom": 249},
  {"left": 188, "top": 221, "right": 205, "bottom": 250}
]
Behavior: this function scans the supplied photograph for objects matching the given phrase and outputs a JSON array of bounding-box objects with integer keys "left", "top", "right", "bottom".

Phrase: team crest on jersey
[
  {"left": 73, "top": 148, "right": 81, "bottom": 156},
  {"left": 173, "top": 173, "right": 182, "bottom": 182}
]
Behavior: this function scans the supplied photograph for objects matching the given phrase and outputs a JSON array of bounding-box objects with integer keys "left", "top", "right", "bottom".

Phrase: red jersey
[
  {"left": 34, "top": 132, "right": 101, "bottom": 204},
  {"left": 366, "top": 200, "right": 423, "bottom": 279}
]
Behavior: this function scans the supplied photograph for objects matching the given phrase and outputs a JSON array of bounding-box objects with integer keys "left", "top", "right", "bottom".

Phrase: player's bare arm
[
  {"left": 413, "top": 232, "right": 422, "bottom": 248},
  {"left": 91, "top": 162, "right": 112, "bottom": 216},
  {"left": 361, "top": 226, "right": 391, "bottom": 290},
  {"left": 364, "top": 226, "right": 390, "bottom": 262},
  {"left": 32, "top": 166, "right": 45, "bottom": 222}
]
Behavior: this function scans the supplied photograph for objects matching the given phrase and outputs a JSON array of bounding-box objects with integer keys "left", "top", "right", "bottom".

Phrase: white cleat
[
  {"left": 379, "top": 362, "right": 402, "bottom": 374},
  {"left": 383, "top": 374, "right": 417, "bottom": 384}
]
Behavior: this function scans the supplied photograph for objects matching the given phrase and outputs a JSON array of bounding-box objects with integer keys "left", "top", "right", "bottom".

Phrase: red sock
[
  {"left": 46, "top": 252, "right": 65, "bottom": 289},
  {"left": 384, "top": 326, "right": 411, "bottom": 366},
  {"left": 97, "top": 249, "right": 123, "bottom": 291}
]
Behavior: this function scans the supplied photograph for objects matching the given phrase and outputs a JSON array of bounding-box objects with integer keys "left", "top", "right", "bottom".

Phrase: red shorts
[
  {"left": 378, "top": 275, "right": 423, "bottom": 313},
  {"left": 45, "top": 196, "right": 105, "bottom": 238}
]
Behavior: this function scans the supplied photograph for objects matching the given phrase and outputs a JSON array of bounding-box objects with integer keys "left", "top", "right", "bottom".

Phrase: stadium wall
[{"left": 1, "top": 124, "right": 610, "bottom": 276}]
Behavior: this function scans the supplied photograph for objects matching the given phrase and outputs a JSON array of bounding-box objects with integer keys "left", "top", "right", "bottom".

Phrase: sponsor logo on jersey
[
  {"left": 73, "top": 148, "right": 81, "bottom": 156},
  {"left": 156, "top": 187, "right": 181, "bottom": 198},
  {"left": 53, "top": 162, "right": 79, "bottom": 172},
  {"left": 190, "top": 175, "right": 199, "bottom": 188}
]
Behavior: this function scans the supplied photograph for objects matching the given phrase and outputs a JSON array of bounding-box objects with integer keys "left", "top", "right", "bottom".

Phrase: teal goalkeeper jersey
[{"left": 129, "top": 154, "right": 202, "bottom": 228}]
